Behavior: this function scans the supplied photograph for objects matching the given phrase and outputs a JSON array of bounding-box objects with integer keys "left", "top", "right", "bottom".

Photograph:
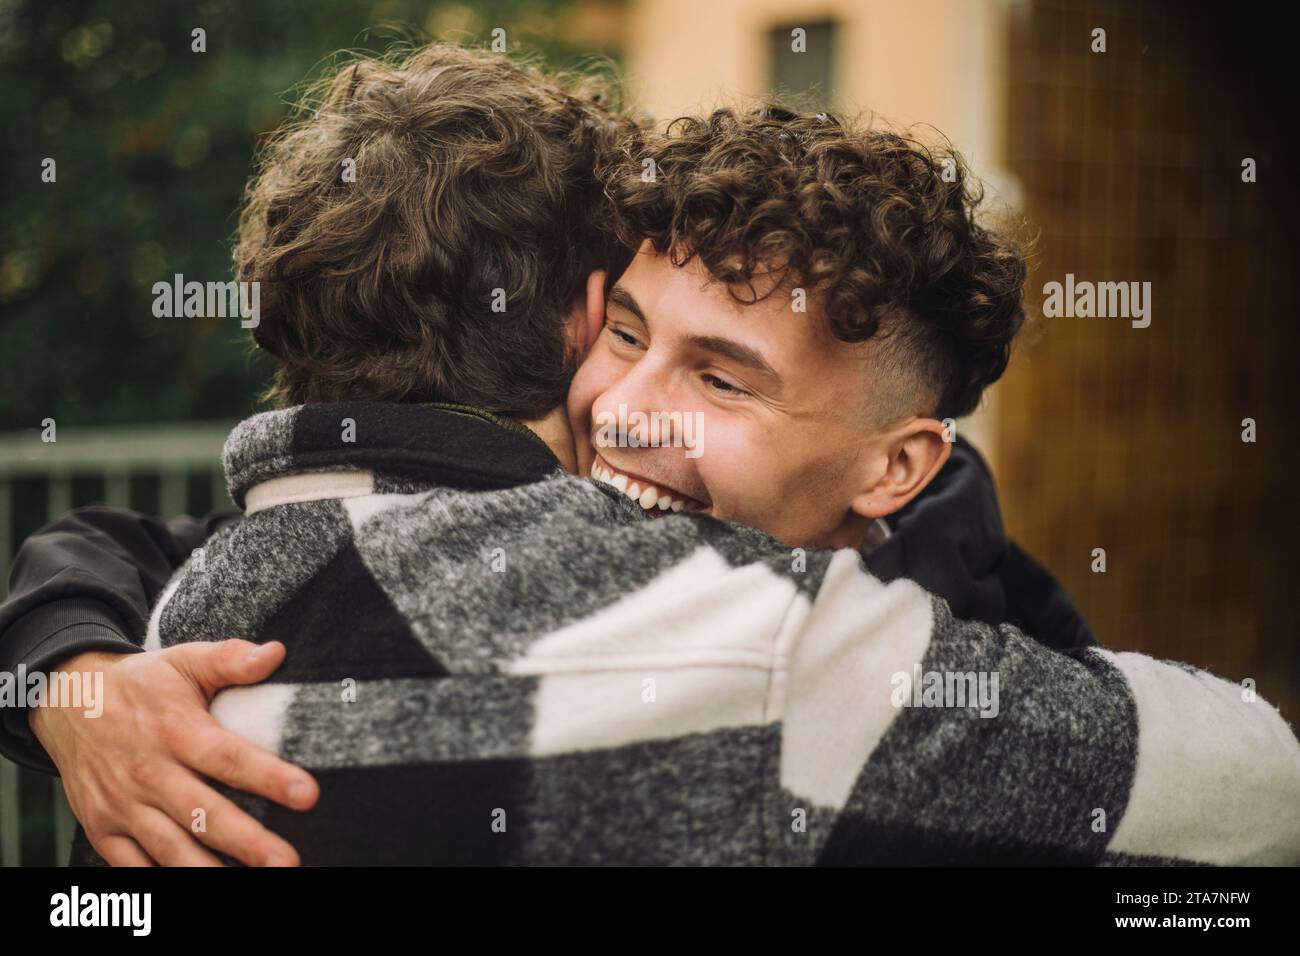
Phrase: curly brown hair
[
  {"left": 237, "top": 43, "right": 638, "bottom": 416},
  {"left": 604, "top": 105, "right": 1030, "bottom": 421}
]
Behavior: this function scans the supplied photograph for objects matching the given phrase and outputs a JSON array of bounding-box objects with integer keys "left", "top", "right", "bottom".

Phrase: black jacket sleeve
[{"left": 0, "top": 506, "right": 239, "bottom": 773}]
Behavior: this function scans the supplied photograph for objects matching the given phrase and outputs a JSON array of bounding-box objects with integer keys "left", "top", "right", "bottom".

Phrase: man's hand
[{"left": 30, "top": 639, "right": 319, "bottom": 866}]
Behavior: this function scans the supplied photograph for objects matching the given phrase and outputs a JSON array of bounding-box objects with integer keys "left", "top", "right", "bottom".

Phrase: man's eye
[
  {"left": 609, "top": 327, "right": 643, "bottom": 348},
  {"left": 704, "top": 374, "right": 748, "bottom": 396}
]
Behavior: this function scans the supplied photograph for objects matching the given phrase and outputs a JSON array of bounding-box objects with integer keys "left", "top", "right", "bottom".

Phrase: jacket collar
[{"left": 223, "top": 401, "right": 563, "bottom": 510}]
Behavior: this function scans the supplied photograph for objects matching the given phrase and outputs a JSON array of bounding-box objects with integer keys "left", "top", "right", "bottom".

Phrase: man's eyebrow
[
  {"left": 608, "top": 284, "right": 782, "bottom": 385},
  {"left": 687, "top": 335, "right": 781, "bottom": 383},
  {"left": 607, "top": 285, "right": 645, "bottom": 323}
]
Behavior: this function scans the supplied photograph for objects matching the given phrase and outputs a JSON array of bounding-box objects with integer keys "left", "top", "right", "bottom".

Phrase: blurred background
[{"left": 1, "top": 0, "right": 1296, "bottom": 864}]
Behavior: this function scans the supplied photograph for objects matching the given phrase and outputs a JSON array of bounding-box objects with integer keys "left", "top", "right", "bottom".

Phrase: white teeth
[{"left": 594, "top": 462, "right": 701, "bottom": 515}]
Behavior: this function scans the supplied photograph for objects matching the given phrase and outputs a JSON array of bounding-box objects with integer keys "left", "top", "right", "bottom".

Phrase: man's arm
[
  {"left": 784, "top": 549, "right": 1300, "bottom": 865},
  {"left": 0, "top": 506, "right": 233, "bottom": 770},
  {"left": 0, "top": 505, "right": 319, "bottom": 866}
]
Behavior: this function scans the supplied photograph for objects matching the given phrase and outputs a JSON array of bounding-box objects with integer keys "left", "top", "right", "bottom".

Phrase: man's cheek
[
  {"left": 694, "top": 437, "right": 750, "bottom": 516},
  {"left": 565, "top": 371, "right": 599, "bottom": 469},
  {"left": 567, "top": 358, "right": 603, "bottom": 422}
]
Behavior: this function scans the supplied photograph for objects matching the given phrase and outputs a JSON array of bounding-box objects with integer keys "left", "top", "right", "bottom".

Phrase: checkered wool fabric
[{"left": 77, "top": 402, "right": 1300, "bottom": 865}]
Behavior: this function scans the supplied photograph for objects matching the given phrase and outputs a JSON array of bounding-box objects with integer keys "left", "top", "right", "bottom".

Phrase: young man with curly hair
[
  {"left": 1, "top": 48, "right": 1296, "bottom": 866},
  {"left": 567, "top": 108, "right": 1094, "bottom": 647},
  {"left": 570, "top": 106, "right": 1028, "bottom": 550}
]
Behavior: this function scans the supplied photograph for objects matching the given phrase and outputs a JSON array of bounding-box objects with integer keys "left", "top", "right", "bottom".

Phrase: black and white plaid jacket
[{"left": 43, "top": 402, "right": 1300, "bottom": 863}]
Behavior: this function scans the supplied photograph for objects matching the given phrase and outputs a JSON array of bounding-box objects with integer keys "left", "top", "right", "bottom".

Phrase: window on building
[{"left": 768, "top": 20, "right": 838, "bottom": 109}]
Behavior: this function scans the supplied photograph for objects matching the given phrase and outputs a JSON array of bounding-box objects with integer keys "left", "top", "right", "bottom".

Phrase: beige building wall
[{"left": 623, "top": 0, "right": 1023, "bottom": 468}]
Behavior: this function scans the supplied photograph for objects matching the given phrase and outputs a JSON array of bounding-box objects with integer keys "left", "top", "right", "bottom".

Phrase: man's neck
[{"left": 519, "top": 406, "right": 578, "bottom": 475}]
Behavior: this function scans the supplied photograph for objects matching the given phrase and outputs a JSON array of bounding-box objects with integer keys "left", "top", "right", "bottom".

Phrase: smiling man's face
[{"left": 566, "top": 245, "right": 951, "bottom": 549}]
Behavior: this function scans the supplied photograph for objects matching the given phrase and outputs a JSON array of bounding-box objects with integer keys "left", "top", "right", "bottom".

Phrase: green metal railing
[{"left": 0, "top": 422, "right": 235, "bottom": 866}]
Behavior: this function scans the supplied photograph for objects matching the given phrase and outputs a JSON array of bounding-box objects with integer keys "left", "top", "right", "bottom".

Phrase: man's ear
[
  {"left": 565, "top": 270, "right": 607, "bottom": 357},
  {"left": 581, "top": 269, "right": 607, "bottom": 352},
  {"left": 849, "top": 419, "right": 953, "bottom": 520}
]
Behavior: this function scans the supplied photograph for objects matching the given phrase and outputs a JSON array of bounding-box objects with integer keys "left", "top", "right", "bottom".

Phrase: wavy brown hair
[
  {"left": 604, "top": 105, "right": 1030, "bottom": 421},
  {"left": 237, "top": 43, "right": 638, "bottom": 416}
]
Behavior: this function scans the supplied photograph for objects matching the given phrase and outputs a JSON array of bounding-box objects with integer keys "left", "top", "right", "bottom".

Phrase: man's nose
[{"left": 598, "top": 363, "right": 679, "bottom": 448}]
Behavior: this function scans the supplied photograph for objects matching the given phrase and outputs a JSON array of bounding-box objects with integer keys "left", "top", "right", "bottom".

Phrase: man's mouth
[{"left": 589, "top": 453, "right": 709, "bottom": 518}]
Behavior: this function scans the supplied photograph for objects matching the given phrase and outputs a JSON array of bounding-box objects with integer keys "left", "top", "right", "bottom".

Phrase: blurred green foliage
[{"left": 0, "top": 0, "right": 619, "bottom": 429}]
